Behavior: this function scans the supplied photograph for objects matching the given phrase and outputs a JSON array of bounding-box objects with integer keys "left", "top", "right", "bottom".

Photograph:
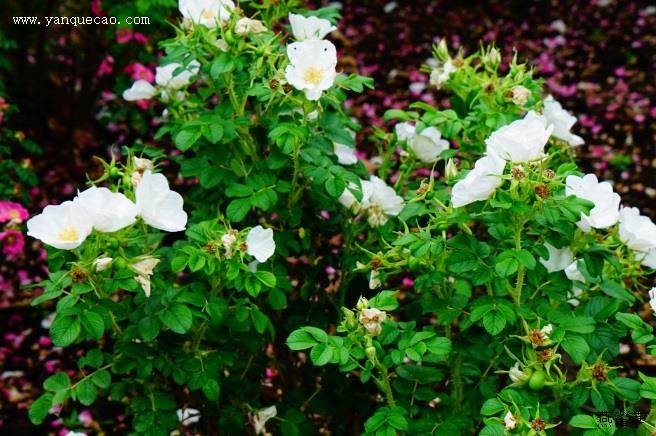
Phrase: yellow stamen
[
  {"left": 200, "top": 9, "right": 215, "bottom": 20},
  {"left": 8, "top": 210, "right": 19, "bottom": 219},
  {"left": 58, "top": 226, "right": 79, "bottom": 242},
  {"left": 303, "top": 67, "right": 325, "bottom": 86}
]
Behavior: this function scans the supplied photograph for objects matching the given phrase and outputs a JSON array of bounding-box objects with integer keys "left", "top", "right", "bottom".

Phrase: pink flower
[
  {"left": 0, "top": 201, "right": 28, "bottom": 223},
  {"left": 124, "top": 63, "right": 154, "bottom": 82},
  {"left": 116, "top": 28, "right": 134, "bottom": 44},
  {"left": 91, "top": 0, "right": 105, "bottom": 17},
  {"left": 97, "top": 55, "right": 114, "bottom": 77},
  {"left": 0, "top": 230, "right": 25, "bottom": 256},
  {"left": 133, "top": 33, "right": 149, "bottom": 45}
]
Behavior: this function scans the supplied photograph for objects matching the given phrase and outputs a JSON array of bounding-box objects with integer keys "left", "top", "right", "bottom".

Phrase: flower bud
[
  {"left": 482, "top": 47, "right": 501, "bottom": 69},
  {"left": 445, "top": 158, "right": 458, "bottom": 181},
  {"left": 359, "top": 308, "right": 387, "bottom": 336},
  {"left": 508, "top": 362, "right": 530, "bottom": 384},
  {"left": 504, "top": 411, "right": 518, "bottom": 430},
  {"left": 235, "top": 17, "right": 267, "bottom": 35},
  {"left": 356, "top": 296, "right": 369, "bottom": 310},
  {"left": 365, "top": 346, "right": 377, "bottom": 361},
  {"left": 435, "top": 39, "right": 449, "bottom": 61},
  {"left": 93, "top": 257, "right": 113, "bottom": 272},
  {"left": 511, "top": 85, "right": 531, "bottom": 106}
]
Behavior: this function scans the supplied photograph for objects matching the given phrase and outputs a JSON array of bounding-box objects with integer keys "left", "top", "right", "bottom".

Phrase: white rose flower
[
  {"left": 504, "top": 411, "right": 518, "bottom": 430},
  {"left": 565, "top": 174, "right": 620, "bottom": 232},
  {"left": 93, "top": 257, "right": 113, "bottom": 272},
  {"left": 394, "top": 122, "right": 416, "bottom": 142},
  {"left": 131, "top": 256, "right": 161, "bottom": 276},
  {"left": 156, "top": 61, "right": 200, "bottom": 91},
  {"left": 246, "top": 226, "right": 276, "bottom": 263},
  {"left": 288, "top": 13, "right": 336, "bottom": 41},
  {"left": 251, "top": 405, "right": 277, "bottom": 435},
  {"left": 508, "top": 363, "right": 529, "bottom": 384},
  {"left": 122, "top": 80, "right": 157, "bottom": 101},
  {"left": 221, "top": 231, "right": 237, "bottom": 259},
  {"left": 27, "top": 201, "right": 92, "bottom": 250},
  {"left": 649, "top": 288, "right": 656, "bottom": 314},
  {"left": 74, "top": 187, "right": 138, "bottom": 233},
  {"left": 366, "top": 176, "right": 404, "bottom": 226},
  {"left": 136, "top": 171, "right": 188, "bottom": 232},
  {"left": 564, "top": 260, "right": 585, "bottom": 282},
  {"left": 539, "top": 243, "right": 574, "bottom": 273},
  {"left": 178, "top": 0, "right": 234, "bottom": 28},
  {"left": 359, "top": 308, "right": 387, "bottom": 335},
  {"left": 543, "top": 95, "right": 584, "bottom": 147},
  {"left": 641, "top": 249, "right": 656, "bottom": 269},
  {"left": 429, "top": 59, "right": 456, "bottom": 89},
  {"left": 618, "top": 207, "right": 656, "bottom": 252},
  {"left": 339, "top": 180, "right": 373, "bottom": 211},
  {"left": 451, "top": 152, "right": 506, "bottom": 208},
  {"left": 176, "top": 407, "right": 201, "bottom": 426},
  {"left": 285, "top": 40, "right": 337, "bottom": 101},
  {"left": 334, "top": 142, "right": 358, "bottom": 165},
  {"left": 134, "top": 275, "right": 152, "bottom": 298},
  {"left": 235, "top": 17, "right": 267, "bottom": 35},
  {"left": 410, "top": 127, "right": 450, "bottom": 163},
  {"left": 485, "top": 111, "right": 553, "bottom": 162}
]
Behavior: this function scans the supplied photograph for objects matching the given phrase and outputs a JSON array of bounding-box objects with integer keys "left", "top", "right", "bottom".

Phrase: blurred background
[{"left": 1, "top": 0, "right": 654, "bottom": 433}]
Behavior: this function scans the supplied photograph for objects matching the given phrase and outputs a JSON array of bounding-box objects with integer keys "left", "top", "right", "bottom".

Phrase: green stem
[
  {"left": 513, "top": 221, "right": 525, "bottom": 307},
  {"left": 376, "top": 363, "right": 396, "bottom": 408},
  {"left": 452, "top": 353, "right": 463, "bottom": 412}
]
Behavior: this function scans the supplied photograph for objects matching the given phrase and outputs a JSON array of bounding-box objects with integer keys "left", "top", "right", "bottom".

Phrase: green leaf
[
  {"left": 369, "top": 291, "right": 399, "bottom": 311},
  {"left": 29, "top": 393, "right": 54, "bottom": 424},
  {"left": 50, "top": 316, "right": 81, "bottom": 347},
  {"left": 639, "top": 372, "right": 656, "bottom": 399},
  {"left": 495, "top": 254, "right": 519, "bottom": 278},
  {"left": 479, "top": 423, "right": 505, "bottom": 436},
  {"left": 170, "top": 255, "right": 189, "bottom": 273},
  {"left": 287, "top": 329, "right": 318, "bottom": 350},
  {"left": 80, "top": 310, "right": 105, "bottom": 340},
  {"left": 480, "top": 398, "right": 504, "bottom": 416},
  {"left": 560, "top": 316, "right": 596, "bottom": 334},
  {"left": 159, "top": 303, "right": 193, "bottom": 334},
  {"left": 601, "top": 280, "right": 635, "bottom": 303},
  {"left": 202, "top": 378, "right": 220, "bottom": 401},
  {"left": 562, "top": 335, "right": 590, "bottom": 364},
  {"left": 250, "top": 307, "right": 269, "bottom": 334},
  {"left": 174, "top": 128, "right": 201, "bottom": 151},
  {"left": 188, "top": 253, "right": 206, "bottom": 272},
  {"left": 396, "top": 365, "right": 443, "bottom": 384},
  {"left": 207, "top": 298, "right": 228, "bottom": 325},
  {"left": 310, "top": 343, "right": 333, "bottom": 366},
  {"left": 612, "top": 377, "right": 640, "bottom": 402},
  {"left": 225, "top": 183, "right": 253, "bottom": 197},
  {"left": 92, "top": 370, "right": 111, "bottom": 389},
  {"left": 254, "top": 271, "right": 276, "bottom": 288},
  {"left": 44, "top": 373, "right": 70, "bottom": 392},
  {"left": 75, "top": 378, "right": 98, "bottom": 406},
  {"left": 268, "top": 288, "right": 287, "bottom": 310},
  {"left": 569, "top": 415, "right": 598, "bottom": 429},
  {"left": 483, "top": 310, "right": 506, "bottom": 335},
  {"left": 138, "top": 317, "right": 161, "bottom": 342},
  {"left": 226, "top": 198, "right": 251, "bottom": 222}
]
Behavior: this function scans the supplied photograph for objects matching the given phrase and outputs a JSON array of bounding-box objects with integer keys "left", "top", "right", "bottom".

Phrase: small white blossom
[
  {"left": 504, "top": 411, "right": 518, "bottom": 430},
  {"left": 334, "top": 142, "right": 358, "bottom": 165},
  {"left": 543, "top": 95, "right": 584, "bottom": 147},
  {"left": 539, "top": 243, "right": 574, "bottom": 273},
  {"left": 250, "top": 405, "right": 277, "bottom": 434},
  {"left": 176, "top": 407, "right": 201, "bottom": 426},
  {"left": 618, "top": 207, "right": 656, "bottom": 252},
  {"left": 122, "top": 80, "right": 156, "bottom": 101},
  {"left": 27, "top": 201, "right": 92, "bottom": 250},
  {"left": 221, "top": 231, "right": 237, "bottom": 259},
  {"left": 134, "top": 275, "right": 152, "bottom": 298},
  {"left": 359, "top": 308, "right": 387, "bottom": 335},
  {"left": 285, "top": 40, "right": 337, "bottom": 101},
  {"left": 288, "top": 13, "right": 336, "bottom": 41},
  {"left": 369, "top": 269, "right": 381, "bottom": 289},
  {"left": 649, "top": 288, "right": 656, "bottom": 314},
  {"left": 74, "top": 187, "right": 138, "bottom": 233},
  {"left": 136, "top": 171, "right": 188, "bottom": 232},
  {"left": 565, "top": 174, "right": 620, "bottom": 232},
  {"left": 246, "top": 226, "right": 276, "bottom": 263},
  {"left": 508, "top": 363, "right": 529, "bottom": 384},
  {"left": 485, "top": 111, "right": 553, "bottom": 162},
  {"left": 451, "top": 152, "right": 506, "bottom": 208},
  {"left": 366, "top": 176, "right": 404, "bottom": 226},
  {"left": 131, "top": 257, "right": 161, "bottom": 276},
  {"left": 178, "top": 0, "right": 234, "bottom": 28},
  {"left": 93, "top": 257, "right": 113, "bottom": 272},
  {"left": 235, "top": 17, "right": 267, "bottom": 35},
  {"left": 540, "top": 324, "right": 553, "bottom": 339},
  {"left": 429, "top": 59, "right": 456, "bottom": 89},
  {"left": 395, "top": 123, "right": 449, "bottom": 163}
]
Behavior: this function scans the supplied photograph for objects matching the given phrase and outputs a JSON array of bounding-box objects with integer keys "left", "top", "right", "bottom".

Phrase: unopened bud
[
  {"left": 445, "top": 158, "right": 458, "bottom": 181},
  {"left": 435, "top": 39, "right": 449, "bottom": 61},
  {"left": 93, "top": 257, "right": 113, "bottom": 272},
  {"left": 511, "top": 85, "right": 531, "bottom": 106},
  {"left": 482, "top": 47, "right": 501, "bottom": 69},
  {"left": 356, "top": 296, "right": 369, "bottom": 310},
  {"left": 365, "top": 346, "right": 377, "bottom": 361}
]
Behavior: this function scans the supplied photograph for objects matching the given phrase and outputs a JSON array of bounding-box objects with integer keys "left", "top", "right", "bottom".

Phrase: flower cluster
[
  {"left": 0, "top": 200, "right": 29, "bottom": 256},
  {"left": 27, "top": 167, "right": 186, "bottom": 250},
  {"left": 339, "top": 176, "right": 404, "bottom": 226}
]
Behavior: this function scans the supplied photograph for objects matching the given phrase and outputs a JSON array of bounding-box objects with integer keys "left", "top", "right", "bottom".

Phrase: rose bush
[{"left": 25, "top": 1, "right": 656, "bottom": 435}]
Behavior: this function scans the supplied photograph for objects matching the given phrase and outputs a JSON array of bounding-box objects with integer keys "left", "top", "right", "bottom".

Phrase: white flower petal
[
  {"left": 27, "top": 201, "right": 92, "bottom": 250},
  {"left": 485, "top": 111, "right": 553, "bottom": 162},
  {"left": 122, "top": 80, "right": 156, "bottom": 101},
  {"left": 136, "top": 171, "right": 187, "bottom": 232},
  {"left": 288, "top": 13, "right": 336, "bottom": 41},
  {"left": 74, "top": 187, "right": 138, "bottom": 233},
  {"left": 246, "top": 226, "right": 276, "bottom": 263}
]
